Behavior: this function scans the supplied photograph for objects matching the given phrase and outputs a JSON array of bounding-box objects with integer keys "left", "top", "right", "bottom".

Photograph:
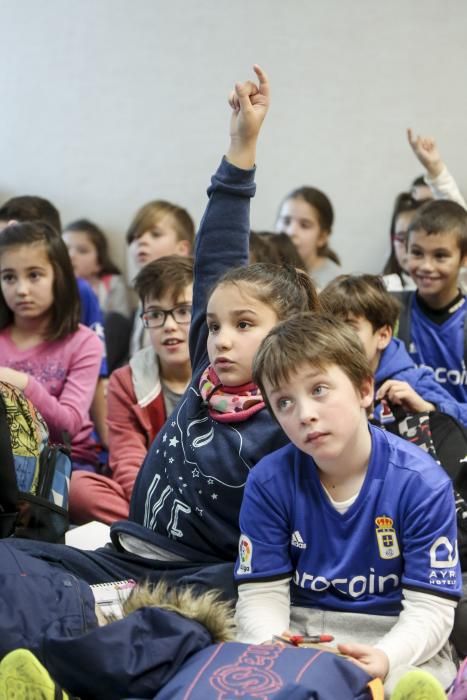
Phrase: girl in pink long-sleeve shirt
[{"left": 0, "top": 221, "right": 103, "bottom": 469}]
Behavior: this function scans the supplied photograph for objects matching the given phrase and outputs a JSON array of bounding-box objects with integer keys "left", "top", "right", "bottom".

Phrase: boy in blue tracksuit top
[
  {"left": 320, "top": 273, "right": 467, "bottom": 427},
  {"left": 235, "top": 313, "right": 461, "bottom": 695},
  {"left": 395, "top": 200, "right": 467, "bottom": 405}
]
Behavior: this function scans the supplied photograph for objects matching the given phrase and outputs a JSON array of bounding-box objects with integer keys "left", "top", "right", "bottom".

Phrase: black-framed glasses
[{"left": 140, "top": 304, "right": 192, "bottom": 329}]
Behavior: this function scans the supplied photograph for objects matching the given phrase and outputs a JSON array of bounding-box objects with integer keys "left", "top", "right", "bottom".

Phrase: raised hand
[
  {"left": 407, "top": 128, "right": 444, "bottom": 179},
  {"left": 227, "top": 65, "right": 270, "bottom": 170}
]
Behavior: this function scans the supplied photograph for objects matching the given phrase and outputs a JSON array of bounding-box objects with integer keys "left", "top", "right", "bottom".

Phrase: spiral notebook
[{"left": 90, "top": 579, "right": 136, "bottom": 619}]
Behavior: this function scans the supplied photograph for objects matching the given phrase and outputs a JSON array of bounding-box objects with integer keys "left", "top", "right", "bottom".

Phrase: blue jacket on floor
[
  {"left": 44, "top": 614, "right": 373, "bottom": 700},
  {"left": 0, "top": 541, "right": 97, "bottom": 662}
]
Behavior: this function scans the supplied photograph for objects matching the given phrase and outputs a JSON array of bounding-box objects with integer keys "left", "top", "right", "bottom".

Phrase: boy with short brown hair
[{"left": 235, "top": 312, "right": 461, "bottom": 694}]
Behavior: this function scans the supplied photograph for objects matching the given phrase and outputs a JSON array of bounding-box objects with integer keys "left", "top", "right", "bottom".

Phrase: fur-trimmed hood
[{"left": 120, "top": 581, "right": 236, "bottom": 643}]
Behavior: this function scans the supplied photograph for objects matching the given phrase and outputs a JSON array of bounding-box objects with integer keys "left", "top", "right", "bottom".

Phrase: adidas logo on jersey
[{"left": 291, "top": 530, "right": 307, "bottom": 549}]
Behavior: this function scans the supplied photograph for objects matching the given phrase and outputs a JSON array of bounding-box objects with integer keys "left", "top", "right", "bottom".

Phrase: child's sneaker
[
  {"left": 448, "top": 657, "right": 467, "bottom": 699},
  {"left": 390, "top": 668, "right": 446, "bottom": 699},
  {"left": 0, "top": 648, "right": 70, "bottom": 699}
]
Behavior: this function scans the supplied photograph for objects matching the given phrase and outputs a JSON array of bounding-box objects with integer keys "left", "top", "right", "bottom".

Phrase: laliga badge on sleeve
[
  {"left": 237, "top": 534, "right": 253, "bottom": 575},
  {"left": 375, "top": 516, "right": 400, "bottom": 560}
]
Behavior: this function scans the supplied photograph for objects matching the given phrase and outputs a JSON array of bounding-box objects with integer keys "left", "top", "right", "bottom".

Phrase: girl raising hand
[{"left": 115, "top": 66, "right": 320, "bottom": 564}]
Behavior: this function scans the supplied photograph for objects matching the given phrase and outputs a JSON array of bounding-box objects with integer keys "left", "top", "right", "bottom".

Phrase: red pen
[
  {"left": 273, "top": 634, "right": 334, "bottom": 646},
  {"left": 290, "top": 634, "right": 334, "bottom": 645}
]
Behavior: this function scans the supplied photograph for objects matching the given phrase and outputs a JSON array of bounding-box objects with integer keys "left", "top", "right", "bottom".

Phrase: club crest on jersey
[
  {"left": 237, "top": 534, "right": 253, "bottom": 575},
  {"left": 375, "top": 516, "right": 400, "bottom": 560}
]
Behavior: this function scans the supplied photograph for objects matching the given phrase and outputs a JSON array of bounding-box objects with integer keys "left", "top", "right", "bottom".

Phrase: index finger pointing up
[{"left": 253, "top": 64, "right": 270, "bottom": 96}]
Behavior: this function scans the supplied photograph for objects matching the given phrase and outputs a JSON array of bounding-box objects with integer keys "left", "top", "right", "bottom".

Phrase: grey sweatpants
[{"left": 290, "top": 606, "right": 455, "bottom": 698}]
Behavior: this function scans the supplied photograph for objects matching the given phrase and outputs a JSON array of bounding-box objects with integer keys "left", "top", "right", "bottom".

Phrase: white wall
[{"left": 1, "top": 0, "right": 467, "bottom": 277}]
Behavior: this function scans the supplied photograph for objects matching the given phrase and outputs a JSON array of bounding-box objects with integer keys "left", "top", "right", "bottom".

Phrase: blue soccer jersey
[
  {"left": 235, "top": 425, "right": 461, "bottom": 615},
  {"left": 409, "top": 295, "right": 467, "bottom": 403}
]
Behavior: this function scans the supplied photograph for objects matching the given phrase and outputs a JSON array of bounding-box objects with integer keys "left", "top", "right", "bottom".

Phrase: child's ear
[
  {"left": 317, "top": 229, "right": 330, "bottom": 250},
  {"left": 175, "top": 239, "right": 191, "bottom": 257},
  {"left": 359, "top": 376, "right": 374, "bottom": 409},
  {"left": 376, "top": 324, "right": 392, "bottom": 351}
]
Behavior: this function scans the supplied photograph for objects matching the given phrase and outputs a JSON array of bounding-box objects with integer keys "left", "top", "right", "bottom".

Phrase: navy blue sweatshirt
[{"left": 111, "top": 158, "right": 288, "bottom": 562}]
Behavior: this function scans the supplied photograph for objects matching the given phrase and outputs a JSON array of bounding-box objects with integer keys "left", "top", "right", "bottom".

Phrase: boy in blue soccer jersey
[
  {"left": 235, "top": 312, "right": 461, "bottom": 695},
  {"left": 397, "top": 200, "right": 467, "bottom": 404}
]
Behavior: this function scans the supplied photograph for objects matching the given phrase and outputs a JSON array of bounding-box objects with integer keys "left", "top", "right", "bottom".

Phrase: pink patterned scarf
[{"left": 199, "top": 365, "right": 265, "bottom": 423}]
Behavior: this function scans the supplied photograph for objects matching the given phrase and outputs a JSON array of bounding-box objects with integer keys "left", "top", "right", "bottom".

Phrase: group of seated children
[{"left": 0, "top": 65, "right": 467, "bottom": 700}]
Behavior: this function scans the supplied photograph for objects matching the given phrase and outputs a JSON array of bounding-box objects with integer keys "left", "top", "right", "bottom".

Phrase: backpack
[
  {"left": 154, "top": 642, "right": 381, "bottom": 700},
  {"left": 0, "top": 382, "right": 72, "bottom": 543}
]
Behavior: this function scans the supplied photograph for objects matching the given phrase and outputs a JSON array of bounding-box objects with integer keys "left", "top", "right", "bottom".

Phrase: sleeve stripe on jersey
[
  {"left": 403, "top": 583, "right": 461, "bottom": 603},
  {"left": 237, "top": 571, "right": 294, "bottom": 586}
]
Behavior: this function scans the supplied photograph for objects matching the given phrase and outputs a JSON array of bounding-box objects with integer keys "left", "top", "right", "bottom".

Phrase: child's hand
[
  {"left": 376, "top": 379, "right": 435, "bottom": 414},
  {"left": 264, "top": 630, "right": 294, "bottom": 645},
  {"left": 226, "top": 64, "right": 270, "bottom": 170},
  {"left": 337, "top": 643, "right": 389, "bottom": 680},
  {"left": 407, "top": 128, "right": 444, "bottom": 179}
]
